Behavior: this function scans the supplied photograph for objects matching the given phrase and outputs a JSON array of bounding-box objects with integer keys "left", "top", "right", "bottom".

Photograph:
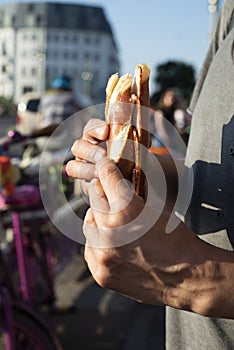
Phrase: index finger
[{"left": 83, "top": 119, "right": 109, "bottom": 143}]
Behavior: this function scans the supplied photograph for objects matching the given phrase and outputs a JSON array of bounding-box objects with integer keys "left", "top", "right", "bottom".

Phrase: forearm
[{"left": 150, "top": 218, "right": 234, "bottom": 318}]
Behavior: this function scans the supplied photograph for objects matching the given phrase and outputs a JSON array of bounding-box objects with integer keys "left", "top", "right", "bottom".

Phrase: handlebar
[
  {"left": 0, "top": 130, "right": 29, "bottom": 153},
  {"left": 7, "top": 130, "right": 28, "bottom": 143}
]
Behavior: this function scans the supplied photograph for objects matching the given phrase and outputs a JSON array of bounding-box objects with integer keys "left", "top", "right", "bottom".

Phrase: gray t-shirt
[{"left": 166, "top": 1, "right": 234, "bottom": 349}]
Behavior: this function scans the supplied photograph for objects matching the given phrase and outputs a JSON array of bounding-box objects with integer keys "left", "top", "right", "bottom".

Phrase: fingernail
[{"left": 96, "top": 124, "right": 107, "bottom": 138}]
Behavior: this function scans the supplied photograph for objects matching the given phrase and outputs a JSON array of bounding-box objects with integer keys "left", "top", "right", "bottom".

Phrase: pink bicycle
[
  {"left": 0, "top": 130, "right": 62, "bottom": 349},
  {"left": 0, "top": 248, "right": 62, "bottom": 350}
]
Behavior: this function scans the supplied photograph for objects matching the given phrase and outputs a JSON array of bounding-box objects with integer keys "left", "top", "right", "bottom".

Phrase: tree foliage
[
  {"left": 0, "top": 96, "right": 16, "bottom": 118},
  {"left": 151, "top": 60, "right": 196, "bottom": 105}
]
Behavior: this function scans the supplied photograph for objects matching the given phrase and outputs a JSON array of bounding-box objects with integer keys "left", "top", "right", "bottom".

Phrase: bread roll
[{"left": 105, "top": 63, "right": 150, "bottom": 197}]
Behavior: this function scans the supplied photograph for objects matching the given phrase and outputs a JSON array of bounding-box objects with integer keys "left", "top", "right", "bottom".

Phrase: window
[
  {"left": 84, "top": 36, "right": 91, "bottom": 45},
  {"left": 109, "top": 55, "right": 116, "bottom": 65},
  {"left": 2, "top": 42, "right": 6, "bottom": 56},
  {"left": 55, "top": 4, "right": 62, "bottom": 13},
  {"left": 11, "top": 15, "right": 16, "bottom": 26},
  {"left": 94, "top": 36, "right": 101, "bottom": 45},
  {"left": 73, "top": 52, "right": 78, "bottom": 60},
  {"left": 27, "top": 98, "right": 40, "bottom": 112},
  {"left": 23, "top": 86, "right": 33, "bottom": 94},
  {"left": 36, "top": 15, "right": 41, "bottom": 26},
  {"left": 27, "top": 4, "right": 35, "bottom": 12},
  {"left": 31, "top": 67, "right": 37, "bottom": 76},
  {"left": 73, "top": 35, "right": 78, "bottom": 43},
  {"left": 84, "top": 52, "right": 90, "bottom": 60},
  {"left": 0, "top": 11, "right": 3, "bottom": 27},
  {"left": 94, "top": 53, "right": 100, "bottom": 62},
  {"left": 93, "top": 70, "right": 99, "bottom": 82}
]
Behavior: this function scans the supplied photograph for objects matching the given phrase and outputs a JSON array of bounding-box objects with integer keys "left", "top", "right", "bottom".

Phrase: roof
[{"left": 0, "top": 2, "right": 113, "bottom": 34}]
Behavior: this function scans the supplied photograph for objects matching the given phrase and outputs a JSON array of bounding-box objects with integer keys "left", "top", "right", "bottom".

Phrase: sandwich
[{"left": 105, "top": 63, "right": 151, "bottom": 199}]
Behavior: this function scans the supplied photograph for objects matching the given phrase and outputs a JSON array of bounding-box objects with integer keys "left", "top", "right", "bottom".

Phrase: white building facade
[{"left": 0, "top": 2, "right": 120, "bottom": 104}]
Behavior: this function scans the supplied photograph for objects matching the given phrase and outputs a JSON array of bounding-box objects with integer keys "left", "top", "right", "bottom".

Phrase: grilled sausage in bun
[{"left": 105, "top": 63, "right": 151, "bottom": 199}]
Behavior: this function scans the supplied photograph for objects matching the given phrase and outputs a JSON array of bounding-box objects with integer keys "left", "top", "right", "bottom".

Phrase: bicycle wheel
[{"left": 0, "top": 303, "right": 62, "bottom": 350}]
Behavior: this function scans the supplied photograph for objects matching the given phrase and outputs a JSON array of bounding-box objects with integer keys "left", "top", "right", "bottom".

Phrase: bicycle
[
  {"left": 0, "top": 241, "right": 62, "bottom": 349},
  {"left": 0, "top": 130, "right": 63, "bottom": 349},
  {"left": 0, "top": 130, "right": 57, "bottom": 307}
]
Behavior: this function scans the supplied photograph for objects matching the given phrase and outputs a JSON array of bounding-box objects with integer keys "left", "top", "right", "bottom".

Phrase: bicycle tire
[{"left": 0, "top": 303, "right": 62, "bottom": 350}]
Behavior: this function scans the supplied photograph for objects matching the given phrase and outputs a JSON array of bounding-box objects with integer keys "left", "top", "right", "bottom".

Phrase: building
[{"left": 0, "top": 2, "right": 120, "bottom": 104}]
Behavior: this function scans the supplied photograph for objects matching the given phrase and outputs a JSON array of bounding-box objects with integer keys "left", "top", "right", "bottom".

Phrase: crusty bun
[{"left": 105, "top": 63, "right": 151, "bottom": 198}]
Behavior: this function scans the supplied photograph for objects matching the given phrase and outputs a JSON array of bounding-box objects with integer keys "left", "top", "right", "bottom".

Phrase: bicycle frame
[
  {"left": 0, "top": 129, "right": 73, "bottom": 348},
  {"left": 0, "top": 207, "right": 62, "bottom": 349},
  {"left": 12, "top": 211, "right": 31, "bottom": 304},
  {"left": 2, "top": 204, "right": 56, "bottom": 307}
]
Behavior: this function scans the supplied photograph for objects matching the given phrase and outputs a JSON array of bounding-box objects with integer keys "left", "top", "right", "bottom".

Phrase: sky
[{"left": 1, "top": 0, "right": 225, "bottom": 91}]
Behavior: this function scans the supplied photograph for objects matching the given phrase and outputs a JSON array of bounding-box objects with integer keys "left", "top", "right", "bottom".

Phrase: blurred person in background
[
  {"left": 151, "top": 87, "right": 189, "bottom": 150},
  {"left": 30, "top": 75, "right": 82, "bottom": 151},
  {"left": 22, "top": 75, "right": 82, "bottom": 176}
]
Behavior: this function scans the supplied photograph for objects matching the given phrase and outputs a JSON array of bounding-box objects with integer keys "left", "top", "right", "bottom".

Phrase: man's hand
[
  {"left": 79, "top": 154, "right": 234, "bottom": 320},
  {"left": 66, "top": 118, "right": 234, "bottom": 320}
]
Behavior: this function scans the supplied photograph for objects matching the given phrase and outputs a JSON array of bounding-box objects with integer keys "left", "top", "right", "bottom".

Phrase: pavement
[{"left": 53, "top": 248, "right": 165, "bottom": 350}]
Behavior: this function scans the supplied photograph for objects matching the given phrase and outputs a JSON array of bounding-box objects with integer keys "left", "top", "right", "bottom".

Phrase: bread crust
[{"left": 105, "top": 64, "right": 150, "bottom": 197}]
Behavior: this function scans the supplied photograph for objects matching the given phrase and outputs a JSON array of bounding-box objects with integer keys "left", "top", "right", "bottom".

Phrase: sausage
[{"left": 105, "top": 63, "right": 151, "bottom": 198}]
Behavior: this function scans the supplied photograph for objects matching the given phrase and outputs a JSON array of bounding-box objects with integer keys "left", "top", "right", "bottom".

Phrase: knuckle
[
  {"left": 87, "top": 145, "right": 104, "bottom": 160},
  {"left": 99, "top": 159, "right": 118, "bottom": 178},
  {"left": 98, "top": 249, "right": 117, "bottom": 268},
  {"left": 87, "top": 249, "right": 118, "bottom": 289},
  {"left": 95, "top": 266, "right": 115, "bottom": 289},
  {"left": 83, "top": 119, "right": 96, "bottom": 134},
  {"left": 108, "top": 215, "right": 122, "bottom": 228},
  {"left": 71, "top": 139, "right": 81, "bottom": 155},
  {"left": 93, "top": 263, "right": 109, "bottom": 287}
]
